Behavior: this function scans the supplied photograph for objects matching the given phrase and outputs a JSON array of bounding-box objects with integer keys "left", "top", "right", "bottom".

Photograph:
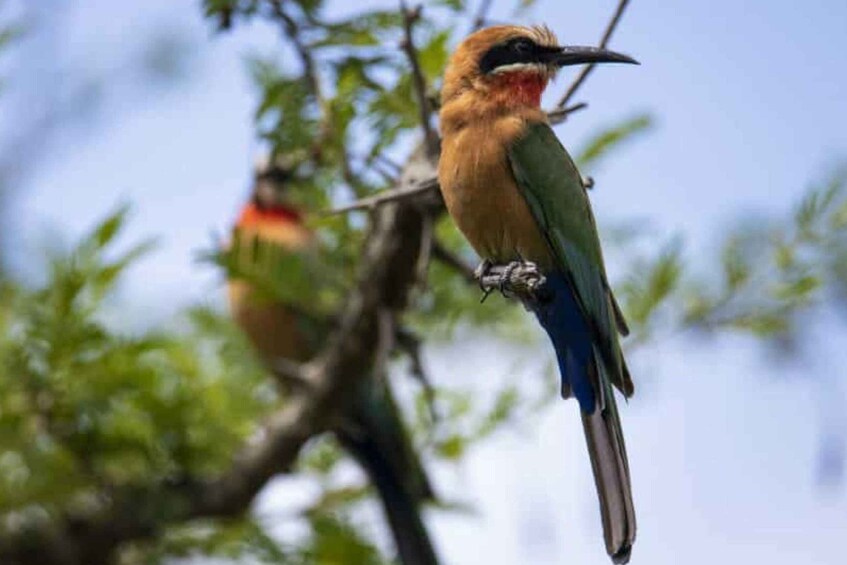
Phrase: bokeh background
[{"left": 1, "top": 0, "right": 846, "bottom": 564}]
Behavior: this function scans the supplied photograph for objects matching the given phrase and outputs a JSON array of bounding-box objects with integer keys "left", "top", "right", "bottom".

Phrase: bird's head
[
  {"left": 441, "top": 25, "right": 637, "bottom": 114},
  {"left": 237, "top": 155, "right": 304, "bottom": 232}
]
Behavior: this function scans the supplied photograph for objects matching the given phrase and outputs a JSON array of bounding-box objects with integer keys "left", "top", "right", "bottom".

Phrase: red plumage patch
[
  {"left": 237, "top": 202, "right": 303, "bottom": 228},
  {"left": 493, "top": 71, "right": 548, "bottom": 107}
]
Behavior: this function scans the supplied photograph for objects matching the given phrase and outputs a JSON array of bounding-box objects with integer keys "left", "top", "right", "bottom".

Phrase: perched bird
[
  {"left": 438, "top": 26, "right": 638, "bottom": 563},
  {"left": 227, "top": 160, "right": 438, "bottom": 565}
]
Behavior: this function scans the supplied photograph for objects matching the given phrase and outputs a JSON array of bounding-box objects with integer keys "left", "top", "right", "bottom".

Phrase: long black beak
[{"left": 549, "top": 45, "right": 639, "bottom": 67}]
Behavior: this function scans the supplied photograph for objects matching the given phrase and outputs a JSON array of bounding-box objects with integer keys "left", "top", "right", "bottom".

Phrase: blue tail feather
[{"left": 532, "top": 270, "right": 596, "bottom": 412}]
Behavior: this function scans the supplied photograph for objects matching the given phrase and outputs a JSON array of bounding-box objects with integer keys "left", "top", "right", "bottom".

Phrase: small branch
[
  {"left": 370, "top": 161, "right": 400, "bottom": 185},
  {"left": 270, "top": 0, "right": 373, "bottom": 198},
  {"left": 373, "top": 153, "right": 403, "bottom": 173},
  {"left": 432, "top": 240, "right": 477, "bottom": 284},
  {"left": 400, "top": 2, "right": 439, "bottom": 158},
  {"left": 325, "top": 177, "right": 439, "bottom": 215},
  {"left": 271, "top": 357, "right": 312, "bottom": 389},
  {"left": 470, "top": 0, "right": 494, "bottom": 32},
  {"left": 547, "top": 101, "right": 588, "bottom": 125},
  {"left": 269, "top": 1, "right": 323, "bottom": 105},
  {"left": 555, "top": 0, "right": 631, "bottom": 109}
]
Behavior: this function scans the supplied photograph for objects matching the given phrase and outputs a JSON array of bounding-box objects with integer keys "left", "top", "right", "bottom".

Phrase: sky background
[{"left": 3, "top": 0, "right": 847, "bottom": 564}]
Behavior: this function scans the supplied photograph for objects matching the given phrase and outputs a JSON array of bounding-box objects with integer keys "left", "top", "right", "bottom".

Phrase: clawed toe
[
  {"left": 475, "top": 259, "right": 547, "bottom": 303},
  {"left": 473, "top": 259, "right": 494, "bottom": 282}
]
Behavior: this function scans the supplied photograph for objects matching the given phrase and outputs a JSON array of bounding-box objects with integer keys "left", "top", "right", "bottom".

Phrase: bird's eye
[{"left": 512, "top": 39, "right": 534, "bottom": 54}]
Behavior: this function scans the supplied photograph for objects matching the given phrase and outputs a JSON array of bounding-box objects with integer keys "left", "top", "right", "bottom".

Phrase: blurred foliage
[
  {"left": 618, "top": 166, "right": 847, "bottom": 347},
  {"left": 576, "top": 113, "right": 653, "bottom": 171},
  {"left": 684, "top": 166, "right": 847, "bottom": 338},
  {"left": 1, "top": 0, "right": 845, "bottom": 563},
  {"left": 0, "top": 210, "right": 275, "bottom": 521},
  {"left": 0, "top": 22, "right": 21, "bottom": 94}
]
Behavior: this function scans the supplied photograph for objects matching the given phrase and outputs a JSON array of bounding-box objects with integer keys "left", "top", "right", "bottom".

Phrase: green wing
[{"left": 508, "top": 121, "right": 632, "bottom": 396}]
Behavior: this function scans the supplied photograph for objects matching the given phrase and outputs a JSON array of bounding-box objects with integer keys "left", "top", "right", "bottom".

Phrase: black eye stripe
[{"left": 479, "top": 37, "right": 546, "bottom": 74}]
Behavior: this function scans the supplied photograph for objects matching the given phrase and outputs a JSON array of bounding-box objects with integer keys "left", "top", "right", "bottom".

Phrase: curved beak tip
[{"left": 554, "top": 45, "right": 640, "bottom": 67}]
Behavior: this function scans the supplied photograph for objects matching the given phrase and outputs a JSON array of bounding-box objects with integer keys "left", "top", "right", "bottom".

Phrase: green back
[{"left": 508, "top": 121, "right": 630, "bottom": 394}]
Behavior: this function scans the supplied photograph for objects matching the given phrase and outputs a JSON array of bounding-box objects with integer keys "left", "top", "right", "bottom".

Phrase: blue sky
[{"left": 3, "top": 0, "right": 847, "bottom": 563}]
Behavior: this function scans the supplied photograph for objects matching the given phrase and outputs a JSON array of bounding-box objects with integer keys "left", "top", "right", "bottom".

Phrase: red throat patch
[
  {"left": 492, "top": 71, "right": 548, "bottom": 107},
  {"left": 237, "top": 202, "right": 303, "bottom": 228}
]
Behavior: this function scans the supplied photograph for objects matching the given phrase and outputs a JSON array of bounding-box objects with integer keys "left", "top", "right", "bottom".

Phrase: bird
[
  {"left": 226, "top": 158, "right": 439, "bottom": 565},
  {"left": 437, "top": 25, "right": 638, "bottom": 563}
]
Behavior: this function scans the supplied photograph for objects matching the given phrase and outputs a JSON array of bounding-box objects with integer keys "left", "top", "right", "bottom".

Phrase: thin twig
[
  {"left": 400, "top": 2, "right": 439, "bottom": 158},
  {"left": 370, "top": 161, "right": 400, "bottom": 185},
  {"left": 269, "top": 0, "right": 323, "bottom": 104},
  {"left": 270, "top": 1, "right": 370, "bottom": 197},
  {"left": 326, "top": 177, "right": 439, "bottom": 215},
  {"left": 470, "top": 0, "right": 494, "bottom": 32},
  {"left": 374, "top": 153, "right": 403, "bottom": 172},
  {"left": 555, "top": 0, "right": 631, "bottom": 109},
  {"left": 547, "top": 101, "right": 588, "bottom": 125}
]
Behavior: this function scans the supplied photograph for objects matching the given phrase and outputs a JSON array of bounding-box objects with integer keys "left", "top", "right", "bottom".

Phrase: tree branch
[
  {"left": 414, "top": 213, "right": 435, "bottom": 289},
  {"left": 269, "top": 0, "right": 323, "bottom": 104},
  {"left": 400, "top": 2, "right": 439, "bottom": 159},
  {"left": 546, "top": 101, "right": 588, "bottom": 125},
  {"left": 470, "top": 0, "right": 495, "bottom": 32},
  {"left": 325, "top": 177, "right": 439, "bottom": 215},
  {"left": 554, "top": 0, "right": 631, "bottom": 110},
  {"left": 0, "top": 151, "right": 441, "bottom": 565}
]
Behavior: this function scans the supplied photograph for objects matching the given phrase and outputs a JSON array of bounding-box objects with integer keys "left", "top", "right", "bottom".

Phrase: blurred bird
[
  {"left": 438, "top": 25, "right": 638, "bottom": 563},
  {"left": 227, "top": 158, "right": 438, "bottom": 565}
]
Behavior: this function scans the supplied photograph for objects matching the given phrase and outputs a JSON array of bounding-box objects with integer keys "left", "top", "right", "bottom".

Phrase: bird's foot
[
  {"left": 473, "top": 259, "right": 494, "bottom": 286},
  {"left": 474, "top": 259, "right": 495, "bottom": 302},
  {"left": 474, "top": 260, "right": 548, "bottom": 303}
]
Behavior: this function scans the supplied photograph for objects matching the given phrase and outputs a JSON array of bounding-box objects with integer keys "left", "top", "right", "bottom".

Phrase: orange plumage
[
  {"left": 227, "top": 200, "right": 314, "bottom": 362},
  {"left": 225, "top": 167, "right": 439, "bottom": 564},
  {"left": 439, "top": 26, "right": 556, "bottom": 267},
  {"left": 438, "top": 26, "right": 638, "bottom": 564}
]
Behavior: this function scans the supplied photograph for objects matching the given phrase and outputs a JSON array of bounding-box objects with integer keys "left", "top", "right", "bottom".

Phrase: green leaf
[
  {"left": 433, "top": 0, "right": 466, "bottom": 11},
  {"left": 418, "top": 30, "right": 451, "bottom": 81},
  {"left": 620, "top": 240, "right": 683, "bottom": 328},
  {"left": 304, "top": 513, "right": 389, "bottom": 565},
  {"left": 435, "top": 434, "right": 467, "bottom": 460},
  {"left": 721, "top": 236, "right": 750, "bottom": 291},
  {"left": 89, "top": 205, "right": 130, "bottom": 249},
  {"left": 313, "top": 11, "right": 402, "bottom": 48},
  {"left": 575, "top": 113, "right": 654, "bottom": 169}
]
